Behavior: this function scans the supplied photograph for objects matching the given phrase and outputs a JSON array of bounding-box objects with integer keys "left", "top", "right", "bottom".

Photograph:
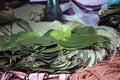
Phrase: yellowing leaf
[{"left": 49, "top": 30, "right": 71, "bottom": 40}]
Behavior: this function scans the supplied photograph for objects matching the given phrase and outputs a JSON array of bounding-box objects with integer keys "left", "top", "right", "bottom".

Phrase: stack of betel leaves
[{"left": 0, "top": 21, "right": 120, "bottom": 74}]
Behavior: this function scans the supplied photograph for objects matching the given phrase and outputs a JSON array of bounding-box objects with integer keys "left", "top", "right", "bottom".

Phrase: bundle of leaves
[
  {"left": 99, "top": 4, "right": 120, "bottom": 31},
  {"left": 0, "top": 0, "right": 32, "bottom": 35},
  {"left": 0, "top": 25, "right": 112, "bottom": 73}
]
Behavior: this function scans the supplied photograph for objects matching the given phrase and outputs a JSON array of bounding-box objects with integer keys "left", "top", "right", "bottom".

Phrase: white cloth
[{"left": 60, "top": 1, "right": 100, "bottom": 27}]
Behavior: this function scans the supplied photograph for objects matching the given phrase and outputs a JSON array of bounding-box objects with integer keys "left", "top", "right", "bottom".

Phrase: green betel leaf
[
  {"left": 0, "top": 32, "right": 39, "bottom": 51},
  {"left": 14, "top": 60, "right": 30, "bottom": 69},
  {"left": 16, "top": 32, "right": 40, "bottom": 40},
  {"left": 93, "top": 35, "right": 111, "bottom": 48},
  {"left": 41, "top": 45, "right": 62, "bottom": 53},
  {"left": 58, "top": 34, "right": 110, "bottom": 49},
  {"left": 0, "top": 36, "right": 7, "bottom": 51},
  {"left": 5, "top": 35, "right": 20, "bottom": 50},
  {"left": 0, "top": 32, "right": 57, "bottom": 51},
  {"left": 72, "top": 27, "right": 97, "bottom": 35},
  {"left": 16, "top": 32, "right": 40, "bottom": 46},
  {"left": 0, "top": 36, "right": 17, "bottom": 51},
  {"left": 49, "top": 30, "right": 71, "bottom": 40},
  {"left": 13, "top": 32, "right": 56, "bottom": 47},
  {"left": 38, "top": 36, "right": 57, "bottom": 46}
]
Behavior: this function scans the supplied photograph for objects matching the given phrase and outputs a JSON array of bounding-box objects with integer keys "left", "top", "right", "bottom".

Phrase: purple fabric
[
  {"left": 75, "top": 0, "right": 108, "bottom": 6},
  {"left": 30, "top": 0, "right": 108, "bottom": 6},
  {"left": 71, "top": 0, "right": 101, "bottom": 13}
]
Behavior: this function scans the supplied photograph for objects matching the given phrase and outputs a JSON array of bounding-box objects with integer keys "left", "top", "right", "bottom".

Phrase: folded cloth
[
  {"left": 0, "top": 71, "right": 71, "bottom": 80},
  {"left": 29, "top": 73, "right": 48, "bottom": 80},
  {"left": 30, "top": 0, "right": 47, "bottom": 2},
  {"left": 48, "top": 74, "right": 71, "bottom": 80},
  {"left": 60, "top": 1, "right": 100, "bottom": 27},
  {"left": 75, "top": 0, "right": 108, "bottom": 6}
]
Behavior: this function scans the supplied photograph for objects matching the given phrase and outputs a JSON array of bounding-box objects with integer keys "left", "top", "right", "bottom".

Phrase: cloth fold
[
  {"left": 60, "top": 1, "right": 100, "bottom": 27},
  {"left": 0, "top": 71, "right": 71, "bottom": 80}
]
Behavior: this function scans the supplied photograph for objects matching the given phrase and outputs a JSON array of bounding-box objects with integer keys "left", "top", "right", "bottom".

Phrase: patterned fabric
[{"left": 0, "top": 71, "right": 71, "bottom": 80}]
